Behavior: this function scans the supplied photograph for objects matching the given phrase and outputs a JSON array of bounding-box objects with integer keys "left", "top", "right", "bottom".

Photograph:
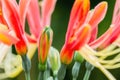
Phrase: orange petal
[
  {"left": 89, "top": 1, "right": 108, "bottom": 28},
  {"left": 70, "top": 24, "right": 91, "bottom": 50},
  {"left": 38, "top": 27, "right": 53, "bottom": 64},
  {"left": 66, "top": 0, "right": 90, "bottom": 41},
  {"left": 0, "top": 30, "right": 19, "bottom": 45},
  {"left": 60, "top": 45, "right": 74, "bottom": 65}
]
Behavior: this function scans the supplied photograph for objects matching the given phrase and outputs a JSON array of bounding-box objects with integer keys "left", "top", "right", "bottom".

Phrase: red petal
[
  {"left": 1, "top": 0, "right": 23, "bottom": 38},
  {"left": 66, "top": 0, "right": 90, "bottom": 42}
]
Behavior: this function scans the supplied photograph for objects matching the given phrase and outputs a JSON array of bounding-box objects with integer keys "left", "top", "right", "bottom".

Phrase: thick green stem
[
  {"left": 57, "top": 64, "right": 67, "bottom": 80},
  {"left": 21, "top": 55, "right": 31, "bottom": 80}
]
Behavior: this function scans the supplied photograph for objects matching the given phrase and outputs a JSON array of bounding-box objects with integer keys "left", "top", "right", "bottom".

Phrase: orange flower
[
  {"left": 60, "top": 0, "right": 108, "bottom": 65},
  {"left": 38, "top": 27, "right": 53, "bottom": 64}
]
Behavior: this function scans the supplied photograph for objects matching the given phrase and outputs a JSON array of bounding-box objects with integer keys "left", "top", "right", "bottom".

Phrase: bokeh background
[{"left": 5, "top": 0, "right": 120, "bottom": 80}]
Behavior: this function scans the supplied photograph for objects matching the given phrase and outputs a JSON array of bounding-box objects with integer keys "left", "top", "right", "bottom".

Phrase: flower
[
  {"left": 26, "top": 0, "right": 56, "bottom": 40},
  {"left": 26, "top": 0, "right": 56, "bottom": 67},
  {"left": 0, "top": 0, "right": 31, "bottom": 55},
  {"left": 78, "top": 0, "right": 120, "bottom": 80},
  {"left": 60, "top": 0, "right": 107, "bottom": 65}
]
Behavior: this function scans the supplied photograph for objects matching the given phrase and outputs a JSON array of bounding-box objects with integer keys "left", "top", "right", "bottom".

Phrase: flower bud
[
  {"left": 48, "top": 47, "right": 60, "bottom": 76},
  {"left": 38, "top": 27, "right": 53, "bottom": 65}
]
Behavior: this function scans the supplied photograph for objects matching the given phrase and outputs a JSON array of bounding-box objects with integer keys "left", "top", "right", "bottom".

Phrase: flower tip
[{"left": 100, "top": 1, "right": 108, "bottom": 9}]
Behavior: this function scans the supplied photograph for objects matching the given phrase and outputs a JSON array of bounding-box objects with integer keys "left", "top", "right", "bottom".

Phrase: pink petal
[
  {"left": 27, "top": 0, "right": 42, "bottom": 38},
  {"left": 112, "top": 0, "right": 120, "bottom": 23},
  {"left": 89, "top": 26, "right": 113, "bottom": 49},
  {"left": 1, "top": 0, "right": 23, "bottom": 38},
  {"left": 88, "top": 25, "right": 98, "bottom": 43},
  {"left": 19, "top": 0, "right": 31, "bottom": 29},
  {"left": 41, "top": 0, "right": 57, "bottom": 27}
]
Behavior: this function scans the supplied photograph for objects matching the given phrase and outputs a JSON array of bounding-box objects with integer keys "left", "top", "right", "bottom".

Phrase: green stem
[
  {"left": 25, "top": 71, "right": 31, "bottom": 80},
  {"left": 21, "top": 55, "right": 31, "bottom": 80},
  {"left": 57, "top": 64, "right": 67, "bottom": 80},
  {"left": 83, "top": 70, "right": 91, "bottom": 80},
  {"left": 38, "top": 71, "right": 44, "bottom": 80},
  {"left": 72, "top": 62, "right": 81, "bottom": 80},
  {"left": 83, "top": 62, "right": 94, "bottom": 80},
  {"left": 54, "top": 76, "right": 58, "bottom": 80}
]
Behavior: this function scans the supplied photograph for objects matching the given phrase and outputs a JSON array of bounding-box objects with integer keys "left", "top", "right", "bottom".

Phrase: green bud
[
  {"left": 48, "top": 47, "right": 61, "bottom": 76},
  {"left": 74, "top": 51, "right": 84, "bottom": 63}
]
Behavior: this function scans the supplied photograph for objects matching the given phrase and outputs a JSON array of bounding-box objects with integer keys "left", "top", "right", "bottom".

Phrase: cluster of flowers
[{"left": 0, "top": 0, "right": 120, "bottom": 80}]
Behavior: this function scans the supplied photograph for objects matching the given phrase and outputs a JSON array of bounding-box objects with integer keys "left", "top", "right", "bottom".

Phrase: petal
[
  {"left": 67, "top": 24, "right": 91, "bottom": 50},
  {"left": 1, "top": 0, "right": 23, "bottom": 38},
  {"left": 0, "top": 30, "right": 19, "bottom": 45},
  {"left": 112, "top": 0, "right": 120, "bottom": 23},
  {"left": 88, "top": 1, "right": 108, "bottom": 29},
  {"left": 38, "top": 27, "right": 53, "bottom": 64},
  {"left": 41, "top": 0, "right": 57, "bottom": 27},
  {"left": 60, "top": 45, "right": 74, "bottom": 64},
  {"left": 19, "top": 0, "right": 31, "bottom": 29},
  {"left": 27, "top": 0, "right": 42, "bottom": 38},
  {"left": 88, "top": 25, "right": 98, "bottom": 43},
  {"left": 89, "top": 26, "right": 113, "bottom": 49},
  {"left": 66, "top": 0, "right": 90, "bottom": 41}
]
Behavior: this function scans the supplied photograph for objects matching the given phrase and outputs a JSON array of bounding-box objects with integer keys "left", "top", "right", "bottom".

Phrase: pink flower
[
  {"left": 0, "top": 0, "right": 31, "bottom": 55},
  {"left": 26, "top": 0, "right": 56, "bottom": 64}
]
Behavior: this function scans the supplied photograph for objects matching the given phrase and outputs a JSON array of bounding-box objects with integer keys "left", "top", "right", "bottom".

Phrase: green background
[{"left": 5, "top": 0, "right": 120, "bottom": 80}]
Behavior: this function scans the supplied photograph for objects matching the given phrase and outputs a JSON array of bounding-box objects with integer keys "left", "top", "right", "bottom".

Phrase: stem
[
  {"left": 72, "top": 62, "right": 81, "bottom": 80},
  {"left": 21, "top": 55, "right": 31, "bottom": 80},
  {"left": 83, "top": 62, "right": 94, "bottom": 80},
  {"left": 38, "top": 71, "right": 44, "bottom": 80},
  {"left": 25, "top": 71, "right": 31, "bottom": 80},
  {"left": 83, "top": 70, "right": 91, "bottom": 80},
  {"left": 57, "top": 64, "right": 67, "bottom": 80}
]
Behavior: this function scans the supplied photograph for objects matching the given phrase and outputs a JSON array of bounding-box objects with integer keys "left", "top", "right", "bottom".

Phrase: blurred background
[{"left": 6, "top": 0, "right": 120, "bottom": 80}]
